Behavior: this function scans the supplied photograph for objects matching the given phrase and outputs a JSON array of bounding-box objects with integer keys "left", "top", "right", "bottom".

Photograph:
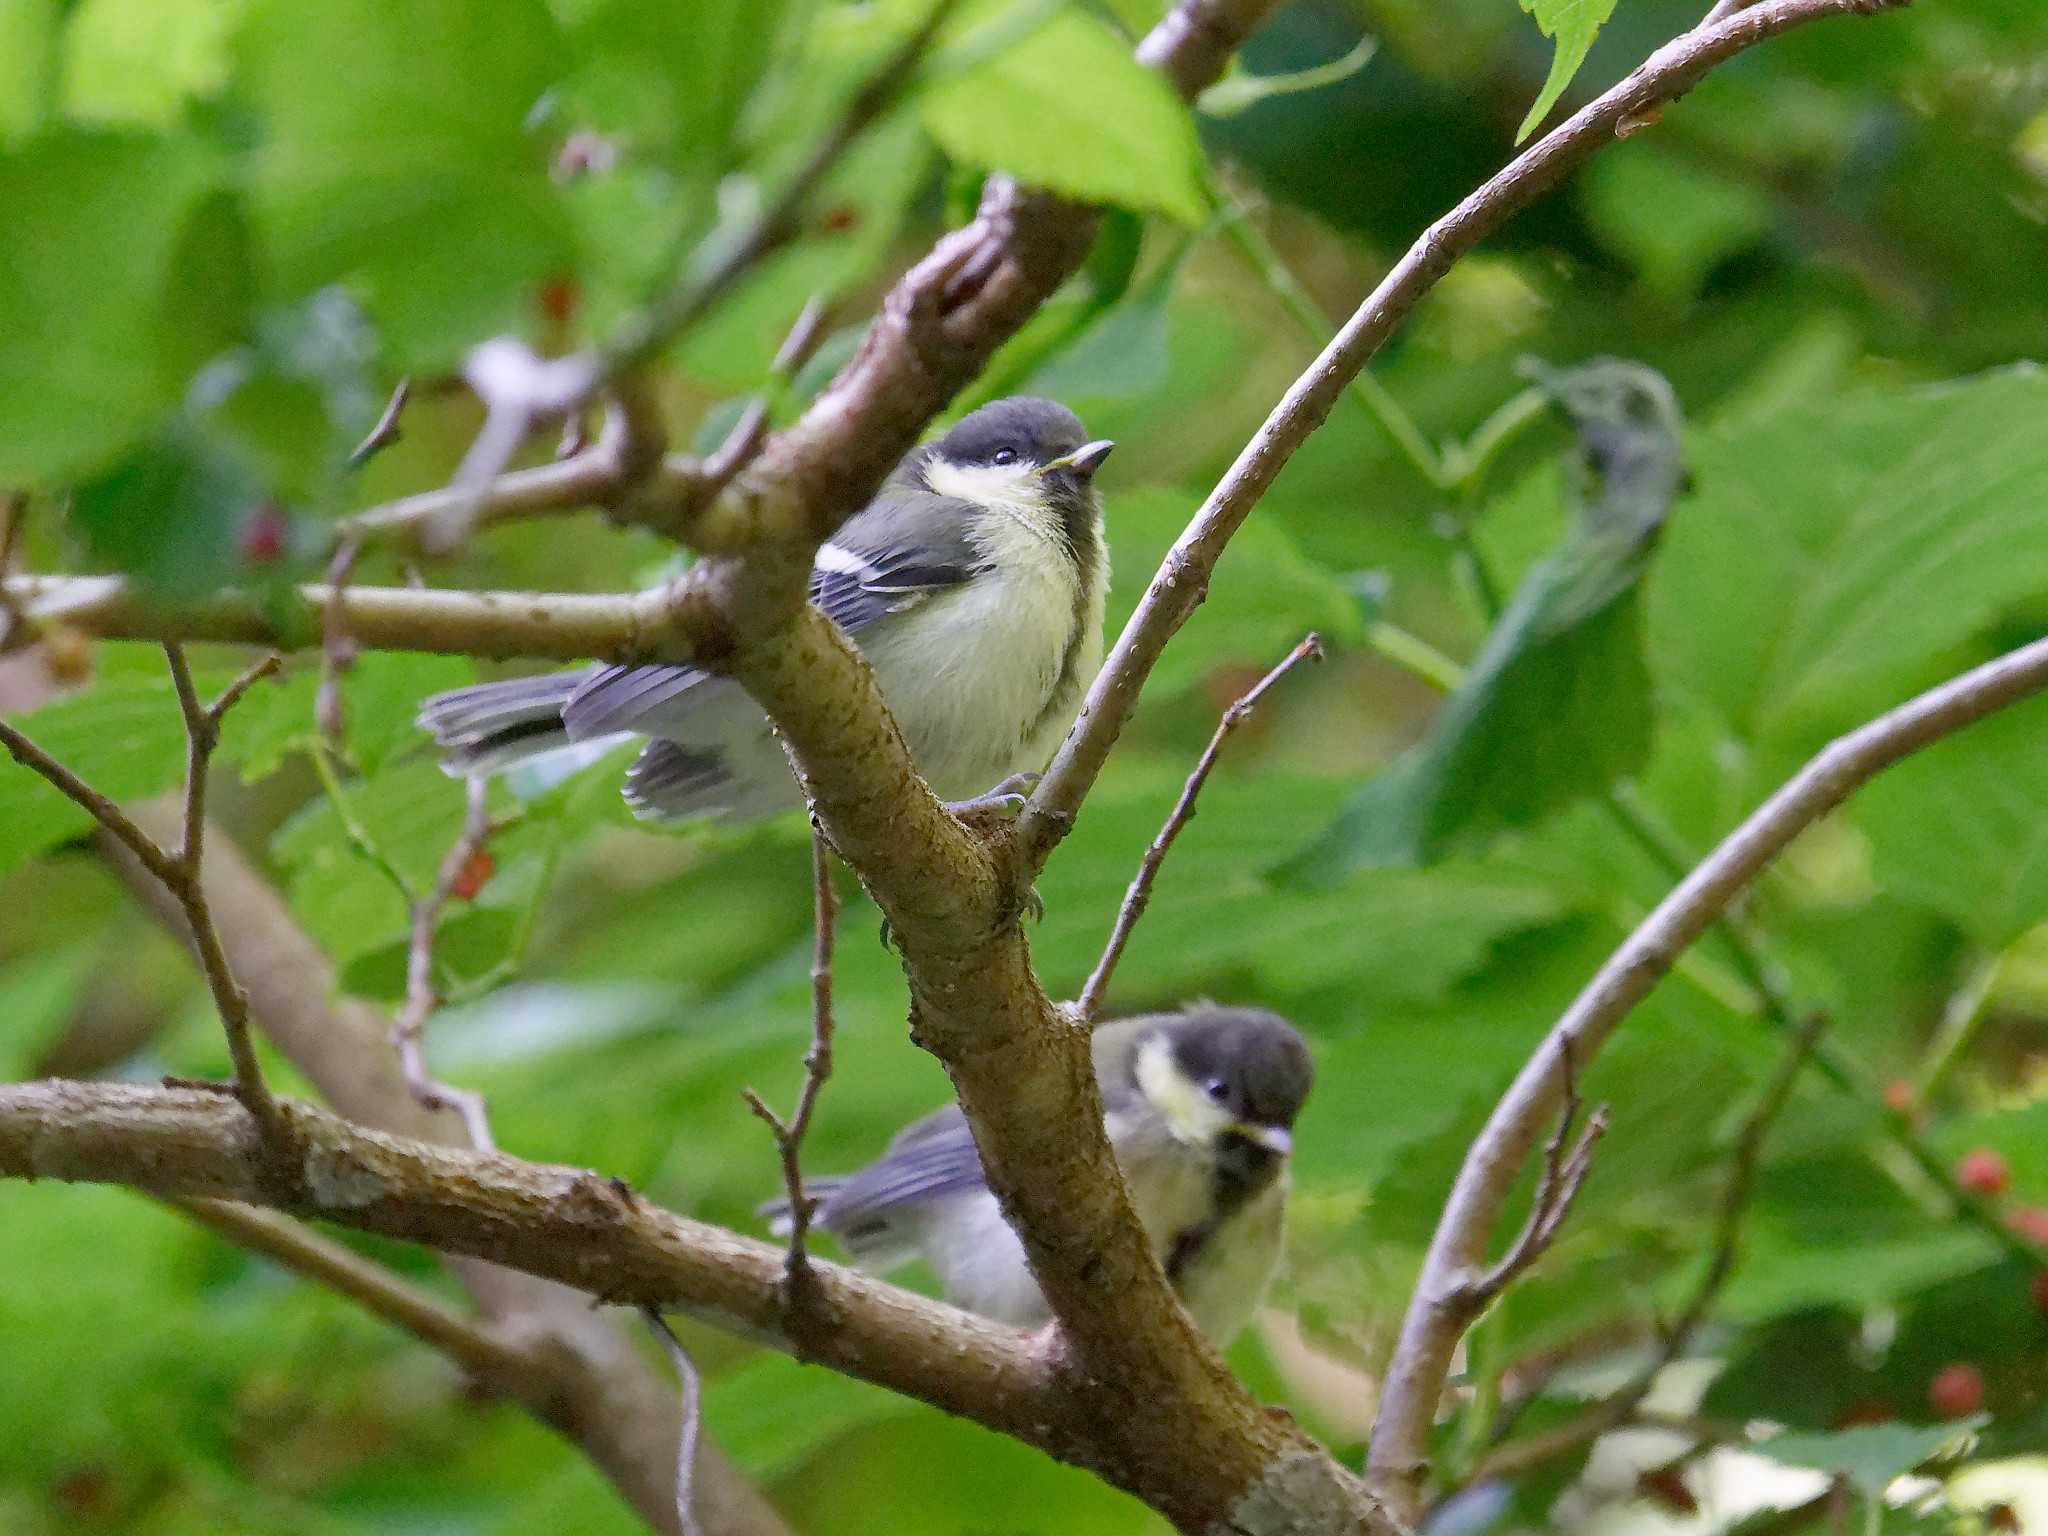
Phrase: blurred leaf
[
  {"left": 1028, "top": 242, "right": 1184, "bottom": 403},
  {"left": 705, "top": 1353, "right": 917, "bottom": 1481},
  {"left": 1514, "top": 0, "right": 1618, "bottom": 142},
  {"left": 0, "top": 129, "right": 242, "bottom": 484},
  {"left": 922, "top": 9, "right": 1206, "bottom": 223},
  {"left": 1704, "top": 1309, "right": 1872, "bottom": 1429},
  {"left": 0, "top": 673, "right": 199, "bottom": 874},
  {"left": 0, "top": 0, "right": 59, "bottom": 142},
  {"left": 1103, "top": 487, "right": 1368, "bottom": 702},
  {"left": 1756, "top": 1418, "right": 1984, "bottom": 1496},
  {"left": 237, "top": 0, "right": 570, "bottom": 366},
  {"left": 69, "top": 419, "right": 267, "bottom": 595},
  {"left": 1853, "top": 690, "right": 2048, "bottom": 947},
  {"left": 0, "top": 947, "right": 92, "bottom": 1078},
  {"left": 61, "top": 0, "right": 237, "bottom": 127},
  {"left": 1579, "top": 139, "right": 1773, "bottom": 300},
  {"left": 1282, "top": 361, "right": 1686, "bottom": 881},
  {"left": 1648, "top": 367, "right": 2048, "bottom": 754}
]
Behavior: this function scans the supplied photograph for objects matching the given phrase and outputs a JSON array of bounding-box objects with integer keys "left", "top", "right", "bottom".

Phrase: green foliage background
[{"left": 2, "top": 0, "right": 2047, "bottom": 1531}]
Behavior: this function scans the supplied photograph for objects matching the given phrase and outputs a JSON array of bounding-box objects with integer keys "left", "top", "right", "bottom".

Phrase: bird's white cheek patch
[
  {"left": 1135, "top": 1034, "right": 1233, "bottom": 1147},
  {"left": 920, "top": 457, "right": 1050, "bottom": 521}
]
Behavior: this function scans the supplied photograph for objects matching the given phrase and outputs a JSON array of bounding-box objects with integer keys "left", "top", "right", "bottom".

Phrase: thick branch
[
  {"left": 1013, "top": 0, "right": 1914, "bottom": 870},
  {"left": 0, "top": 1082, "right": 1087, "bottom": 1468},
  {"left": 1368, "top": 629, "right": 2048, "bottom": 1519}
]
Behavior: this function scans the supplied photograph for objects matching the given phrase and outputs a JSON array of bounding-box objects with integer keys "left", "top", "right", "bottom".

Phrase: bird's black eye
[
  {"left": 1204, "top": 1078, "right": 1229, "bottom": 1103},
  {"left": 991, "top": 447, "right": 1018, "bottom": 466}
]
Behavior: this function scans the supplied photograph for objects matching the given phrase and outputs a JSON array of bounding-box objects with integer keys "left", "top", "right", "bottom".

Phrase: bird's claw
[{"left": 945, "top": 771, "right": 1041, "bottom": 823}]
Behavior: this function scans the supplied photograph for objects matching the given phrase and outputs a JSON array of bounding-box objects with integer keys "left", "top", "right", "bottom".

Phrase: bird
[
  {"left": 771, "top": 1004, "right": 1313, "bottom": 1344},
  {"left": 418, "top": 397, "right": 1114, "bottom": 822}
]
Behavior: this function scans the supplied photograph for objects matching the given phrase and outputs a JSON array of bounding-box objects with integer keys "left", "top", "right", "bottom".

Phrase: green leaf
[
  {"left": 1853, "top": 690, "right": 2048, "bottom": 947},
  {"left": 237, "top": 0, "right": 570, "bottom": 367},
  {"left": 1030, "top": 772, "right": 1567, "bottom": 1009},
  {"left": 0, "top": 130, "right": 242, "bottom": 483},
  {"left": 1648, "top": 367, "right": 2048, "bottom": 754},
  {"left": 0, "top": 0, "right": 60, "bottom": 142},
  {"left": 1578, "top": 138, "right": 1772, "bottom": 300},
  {"left": 1102, "top": 488, "right": 1368, "bottom": 702},
  {"left": 704, "top": 1353, "right": 917, "bottom": 1480},
  {"left": 68, "top": 419, "right": 267, "bottom": 595},
  {"left": 0, "top": 674, "right": 199, "bottom": 874},
  {"left": 60, "top": 0, "right": 238, "bottom": 128},
  {"left": 1514, "top": 0, "right": 1619, "bottom": 143},
  {"left": 922, "top": 9, "right": 1206, "bottom": 223},
  {"left": 1282, "top": 361, "right": 1686, "bottom": 882},
  {"left": 1755, "top": 1419, "right": 1984, "bottom": 1497}
]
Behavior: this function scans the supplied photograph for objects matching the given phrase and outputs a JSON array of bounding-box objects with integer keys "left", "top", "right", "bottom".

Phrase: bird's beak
[
  {"left": 1234, "top": 1123, "right": 1293, "bottom": 1157},
  {"left": 1042, "top": 440, "right": 1116, "bottom": 481}
]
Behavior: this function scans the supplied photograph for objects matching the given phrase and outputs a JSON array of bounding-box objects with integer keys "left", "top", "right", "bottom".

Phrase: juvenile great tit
[
  {"left": 418, "top": 397, "right": 1114, "bottom": 821},
  {"left": 771, "top": 1005, "right": 1313, "bottom": 1344}
]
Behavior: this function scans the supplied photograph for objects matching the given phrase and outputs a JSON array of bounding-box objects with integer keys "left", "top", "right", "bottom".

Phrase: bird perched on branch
[
  {"left": 419, "top": 397, "right": 1114, "bottom": 821},
  {"left": 771, "top": 1005, "right": 1312, "bottom": 1344}
]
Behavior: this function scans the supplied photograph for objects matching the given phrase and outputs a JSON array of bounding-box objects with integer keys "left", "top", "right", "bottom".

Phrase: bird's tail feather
[{"left": 418, "top": 671, "right": 587, "bottom": 775}]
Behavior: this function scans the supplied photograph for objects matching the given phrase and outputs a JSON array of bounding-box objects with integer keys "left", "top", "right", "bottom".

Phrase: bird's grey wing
[
  {"left": 811, "top": 1103, "right": 988, "bottom": 1254},
  {"left": 562, "top": 500, "right": 978, "bottom": 744},
  {"left": 809, "top": 493, "right": 985, "bottom": 635}
]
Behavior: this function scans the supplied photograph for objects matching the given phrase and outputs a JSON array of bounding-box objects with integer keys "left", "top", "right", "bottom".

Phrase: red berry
[
  {"left": 2005, "top": 1205, "right": 2048, "bottom": 1247},
  {"left": 1956, "top": 1147, "right": 2011, "bottom": 1197},
  {"left": 1927, "top": 1362, "right": 1984, "bottom": 1419},
  {"left": 537, "top": 275, "right": 579, "bottom": 328},
  {"left": 238, "top": 504, "right": 288, "bottom": 565},
  {"left": 2030, "top": 1270, "right": 2048, "bottom": 1317},
  {"left": 1882, "top": 1079, "right": 1916, "bottom": 1115},
  {"left": 448, "top": 848, "right": 495, "bottom": 902}
]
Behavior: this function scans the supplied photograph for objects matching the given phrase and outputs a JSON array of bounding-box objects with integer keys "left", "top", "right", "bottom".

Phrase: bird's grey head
[
  {"left": 919, "top": 397, "right": 1114, "bottom": 547},
  {"left": 1161, "top": 1006, "right": 1314, "bottom": 1135}
]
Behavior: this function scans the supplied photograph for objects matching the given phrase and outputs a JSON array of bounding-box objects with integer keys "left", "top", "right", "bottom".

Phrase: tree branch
[
  {"left": 1368, "top": 628, "right": 2048, "bottom": 1521},
  {"left": 1011, "top": 0, "right": 1914, "bottom": 873},
  {"left": 0, "top": 1080, "right": 1091, "bottom": 1477},
  {"left": 1076, "top": 632, "right": 1322, "bottom": 1020}
]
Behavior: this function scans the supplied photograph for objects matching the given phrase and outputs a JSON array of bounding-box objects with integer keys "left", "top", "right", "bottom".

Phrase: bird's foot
[{"left": 944, "top": 771, "right": 1040, "bottom": 822}]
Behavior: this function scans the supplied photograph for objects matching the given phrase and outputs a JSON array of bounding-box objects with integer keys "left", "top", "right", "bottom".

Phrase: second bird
[{"left": 420, "top": 397, "right": 1114, "bottom": 821}]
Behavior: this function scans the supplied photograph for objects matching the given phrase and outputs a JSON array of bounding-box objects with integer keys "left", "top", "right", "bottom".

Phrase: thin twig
[
  {"left": 347, "top": 378, "right": 413, "bottom": 470},
  {"left": 1469, "top": 1015, "right": 1826, "bottom": 1484},
  {"left": 1076, "top": 632, "right": 1322, "bottom": 1019},
  {"left": 641, "top": 1308, "right": 706, "bottom": 1536},
  {"left": 1469, "top": 1042, "right": 1608, "bottom": 1303},
  {"left": 742, "top": 829, "right": 842, "bottom": 1285},
  {"left": 393, "top": 776, "right": 497, "bottom": 1151},
  {"left": 162, "top": 645, "right": 288, "bottom": 1137},
  {"left": 317, "top": 538, "right": 363, "bottom": 756}
]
